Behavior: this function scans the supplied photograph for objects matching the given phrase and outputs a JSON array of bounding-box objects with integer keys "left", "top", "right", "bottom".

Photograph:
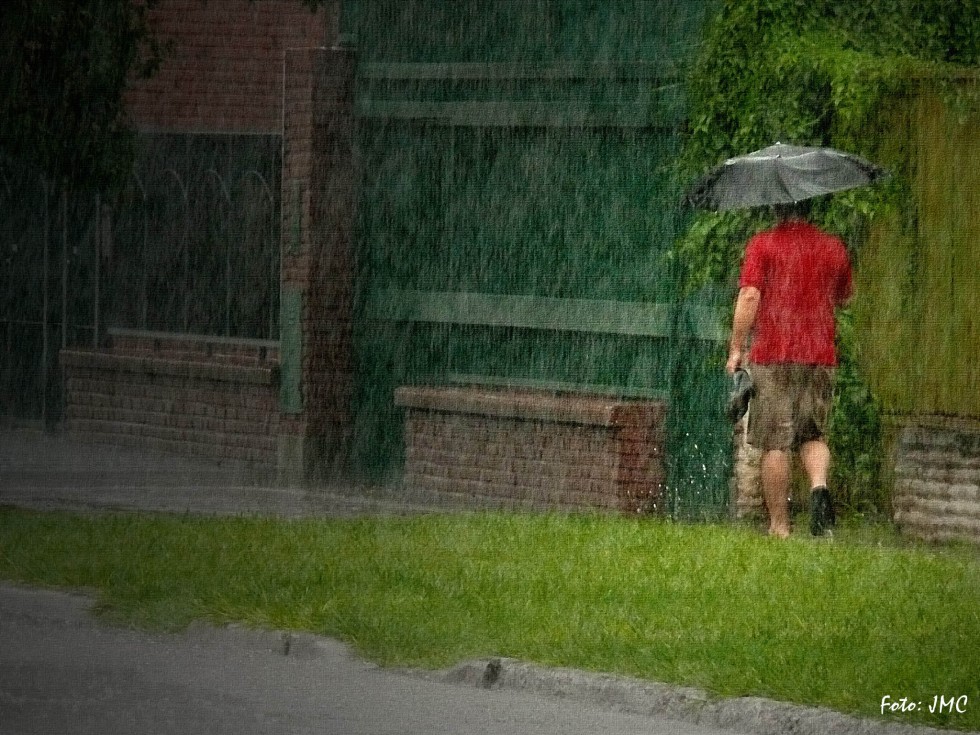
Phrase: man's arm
[{"left": 727, "top": 286, "right": 760, "bottom": 374}]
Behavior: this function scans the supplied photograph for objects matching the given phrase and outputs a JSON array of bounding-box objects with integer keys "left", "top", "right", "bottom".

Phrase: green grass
[{"left": 1, "top": 507, "right": 977, "bottom": 730}]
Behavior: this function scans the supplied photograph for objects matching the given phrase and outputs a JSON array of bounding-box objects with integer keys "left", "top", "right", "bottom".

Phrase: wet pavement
[
  {"left": 2, "top": 584, "right": 741, "bottom": 735},
  {"left": 0, "top": 427, "right": 473, "bottom": 518}
]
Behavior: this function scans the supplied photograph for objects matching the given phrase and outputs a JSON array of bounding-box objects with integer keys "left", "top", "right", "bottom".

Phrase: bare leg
[
  {"left": 800, "top": 439, "right": 830, "bottom": 489},
  {"left": 760, "top": 449, "right": 792, "bottom": 538}
]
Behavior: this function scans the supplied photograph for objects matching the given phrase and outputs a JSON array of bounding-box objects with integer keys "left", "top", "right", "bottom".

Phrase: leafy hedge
[
  {"left": 0, "top": 0, "right": 164, "bottom": 190},
  {"left": 676, "top": 0, "right": 979, "bottom": 514}
]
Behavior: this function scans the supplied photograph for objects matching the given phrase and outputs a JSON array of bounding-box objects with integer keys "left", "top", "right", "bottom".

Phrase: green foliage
[
  {"left": 829, "top": 308, "right": 885, "bottom": 516},
  {"left": 677, "top": 0, "right": 980, "bottom": 514},
  {"left": 0, "top": 0, "right": 164, "bottom": 190},
  {"left": 678, "top": 0, "right": 978, "bottom": 285},
  {"left": 853, "top": 90, "right": 980, "bottom": 419}
]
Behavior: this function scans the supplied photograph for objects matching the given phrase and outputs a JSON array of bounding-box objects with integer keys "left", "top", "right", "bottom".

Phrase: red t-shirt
[{"left": 738, "top": 220, "right": 852, "bottom": 366}]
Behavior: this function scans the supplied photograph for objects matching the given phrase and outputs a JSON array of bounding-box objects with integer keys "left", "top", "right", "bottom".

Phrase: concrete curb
[
  {"left": 182, "top": 621, "right": 373, "bottom": 664},
  {"left": 416, "top": 657, "right": 968, "bottom": 735}
]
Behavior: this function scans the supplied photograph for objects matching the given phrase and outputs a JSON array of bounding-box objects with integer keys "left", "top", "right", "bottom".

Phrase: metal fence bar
[
  {"left": 239, "top": 169, "right": 278, "bottom": 341},
  {"left": 60, "top": 188, "right": 68, "bottom": 355},
  {"left": 131, "top": 172, "right": 149, "bottom": 330},
  {"left": 40, "top": 182, "right": 50, "bottom": 427},
  {"left": 2, "top": 135, "right": 282, "bottom": 422},
  {"left": 107, "top": 326, "right": 278, "bottom": 349},
  {"left": 93, "top": 192, "right": 101, "bottom": 348},
  {"left": 162, "top": 168, "right": 191, "bottom": 333}
]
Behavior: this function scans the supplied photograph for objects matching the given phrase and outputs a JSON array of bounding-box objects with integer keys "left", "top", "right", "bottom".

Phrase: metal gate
[
  {"left": 0, "top": 166, "right": 101, "bottom": 426},
  {"left": 0, "top": 134, "right": 281, "bottom": 427}
]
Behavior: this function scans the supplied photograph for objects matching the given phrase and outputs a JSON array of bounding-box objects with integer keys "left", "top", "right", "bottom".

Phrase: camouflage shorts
[{"left": 747, "top": 364, "right": 834, "bottom": 451}]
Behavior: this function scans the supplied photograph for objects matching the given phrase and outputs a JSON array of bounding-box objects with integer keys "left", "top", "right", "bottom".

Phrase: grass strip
[{"left": 0, "top": 507, "right": 977, "bottom": 730}]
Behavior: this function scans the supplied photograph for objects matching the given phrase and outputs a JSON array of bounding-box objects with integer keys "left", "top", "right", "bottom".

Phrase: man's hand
[{"left": 726, "top": 349, "right": 743, "bottom": 375}]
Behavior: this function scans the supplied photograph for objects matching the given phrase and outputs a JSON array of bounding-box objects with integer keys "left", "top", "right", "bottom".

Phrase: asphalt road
[{"left": 0, "top": 584, "right": 737, "bottom": 735}]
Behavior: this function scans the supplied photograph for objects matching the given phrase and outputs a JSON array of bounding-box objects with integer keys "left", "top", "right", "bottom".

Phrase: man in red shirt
[{"left": 727, "top": 202, "right": 852, "bottom": 537}]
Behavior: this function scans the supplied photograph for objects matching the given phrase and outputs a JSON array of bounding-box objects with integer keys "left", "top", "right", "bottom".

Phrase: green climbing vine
[{"left": 676, "top": 0, "right": 980, "bottom": 515}]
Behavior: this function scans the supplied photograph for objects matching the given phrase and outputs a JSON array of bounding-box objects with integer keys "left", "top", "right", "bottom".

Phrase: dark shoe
[
  {"left": 726, "top": 368, "right": 755, "bottom": 423},
  {"left": 810, "top": 486, "right": 836, "bottom": 536}
]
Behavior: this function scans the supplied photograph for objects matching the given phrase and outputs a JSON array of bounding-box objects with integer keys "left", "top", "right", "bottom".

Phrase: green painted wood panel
[
  {"left": 279, "top": 286, "right": 303, "bottom": 414},
  {"left": 367, "top": 289, "right": 724, "bottom": 341},
  {"left": 355, "top": 99, "right": 681, "bottom": 128},
  {"left": 359, "top": 62, "right": 685, "bottom": 82},
  {"left": 345, "top": 0, "right": 732, "bottom": 517}
]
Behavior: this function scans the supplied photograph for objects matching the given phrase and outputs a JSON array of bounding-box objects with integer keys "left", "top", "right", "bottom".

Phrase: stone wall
[
  {"left": 732, "top": 420, "right": 764, "bottom": 519},
  {"left": 893, "top": 422, "right": 980, "bottom": 544},
  {"left": 61, "top": 331, "right": 279, "bottom": 466},
  {"left": 396, "top": 385, "right": 667, "bottom": 514}
]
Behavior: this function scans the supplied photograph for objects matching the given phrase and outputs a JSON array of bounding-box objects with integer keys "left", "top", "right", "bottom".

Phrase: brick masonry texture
[
  {"left": 279, "top": 46, "right": 356, "bottom": 465},
  {"left": 97, "top": 2, "right": 356, "bottom": 478},
  {"left": 61, "top": 334, "right": 280, "bottom": 466},
  {"left": 395, "top": 386, "right": 667, "bottom": 514},
  {"left": 124, "top": 0, "right": 332, "bottom": 133},
  {"left": 892, "top": 422, "right": 980, "bottom": 544}
]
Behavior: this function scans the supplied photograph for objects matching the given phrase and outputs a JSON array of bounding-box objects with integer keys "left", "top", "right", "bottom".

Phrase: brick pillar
[{"left": 278, "top": 44, "right": 356, "bottom": 484}]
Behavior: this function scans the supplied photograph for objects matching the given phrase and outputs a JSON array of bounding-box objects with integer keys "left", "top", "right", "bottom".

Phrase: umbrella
[{"left": 684, "top": 142, "right": 888, "bottom": 211}]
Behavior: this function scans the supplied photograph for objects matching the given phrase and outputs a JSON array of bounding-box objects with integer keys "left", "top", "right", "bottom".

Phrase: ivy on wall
[
  {"left": 675, "top": 0, "right": 979, "bottom": 514},
  {"left": 678, "top": 0, "right": 978, "bottom": 286}
]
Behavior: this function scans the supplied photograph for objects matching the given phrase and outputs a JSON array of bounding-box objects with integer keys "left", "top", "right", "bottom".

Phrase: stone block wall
[
  {"left": 61, "top": 332, "right": 279, "bottom": 466},
  {"left": 732, "top": 420, "right": 764, "bottom": 519},
  {"left": 893, "top": 422, "right": 980, "bottom": 544},
  {"left": 396, "top": 386, "right": 667, "bottom": 514}
]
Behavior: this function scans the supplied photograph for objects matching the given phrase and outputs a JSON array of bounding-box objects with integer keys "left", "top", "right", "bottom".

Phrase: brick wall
[
  {"left": 278, "top": 45, "right": 356, "bottom": 480},
  {"left": 125, "top": 0, "right": 335, "bottom": 133},
  {"left": 893, "top": 422, "right": 980, "bottom": 544},
  {"left": 396, "top": 386, "right": 667, "bottom": 514},
  {"left": 91, "top": 0, "right": 357, "bottom": 482},
  {"left": 61, "top": 332, "right": 280, "bottom": 466}
]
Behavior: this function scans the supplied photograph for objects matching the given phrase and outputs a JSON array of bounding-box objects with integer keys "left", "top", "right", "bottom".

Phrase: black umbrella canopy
[{"left": 685, "top": 143, "right": 889, "bottom": 211}]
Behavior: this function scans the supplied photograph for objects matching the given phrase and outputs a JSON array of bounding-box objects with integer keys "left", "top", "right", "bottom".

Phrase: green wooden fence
[
  {"left": 345, "top": 0, "right": 732, "bottom": 518},
  {"left": 855, "top": 83, "right": 980, "bottom": 419}
]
